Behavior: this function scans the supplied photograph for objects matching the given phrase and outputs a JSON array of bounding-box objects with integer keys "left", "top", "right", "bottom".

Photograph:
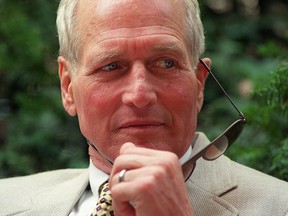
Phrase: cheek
[
  {"left": 73, "top": 82, "right": 115, "bottom": 138},
  {"left": 166, "top": 76, "right": 198, "bottom": 134},
  {"left": 167, "top": 76, "right": 198, "bottom": 115},
  {"left": 160, "top": 76, "right": 198, "bottom": 155}
]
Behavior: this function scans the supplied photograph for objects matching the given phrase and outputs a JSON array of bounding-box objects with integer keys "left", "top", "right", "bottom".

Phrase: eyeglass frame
[{"left": 182, "top": 59, "right": 247, "bottom": 182}]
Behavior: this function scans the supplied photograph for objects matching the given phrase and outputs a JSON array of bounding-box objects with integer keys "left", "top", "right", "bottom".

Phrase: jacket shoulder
[
  {"left": 0, "top": 168, "right": 88, "bottom": 216},
  {"left": 187, "top": 153, "right": 288, "bottom": 216},
  {"left": 0, "top": 168, "right": 86, "bottom": 189},
  {"left": 225, "top": 157, "right": 288, "bottom": 215}
]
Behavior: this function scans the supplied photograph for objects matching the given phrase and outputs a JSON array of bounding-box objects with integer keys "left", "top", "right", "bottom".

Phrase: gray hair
[
  {"left": 183, "top": 0, "right": 205, "bottom": 67},
  {"left": 56, "top": 0, "right": 80, "bottom": 69},
  {"left": 56, "top": 0, "right": 205, "bottom": 70}
]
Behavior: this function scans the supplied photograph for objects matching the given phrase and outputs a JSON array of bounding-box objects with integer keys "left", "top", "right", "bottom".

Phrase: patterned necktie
[{"left": 91, "top": 181, "right": 114, "bottom": 216}]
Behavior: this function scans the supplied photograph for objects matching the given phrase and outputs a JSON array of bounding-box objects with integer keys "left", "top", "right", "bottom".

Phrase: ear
[
  {"left": 58, "top": 56, "right": 77, "bottom": 116},
  {"left": 195, "top": 58, "right": 210, "bottom": 112}
]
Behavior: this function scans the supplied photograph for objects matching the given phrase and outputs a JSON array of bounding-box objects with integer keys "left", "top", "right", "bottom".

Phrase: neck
[{"left": 89, "top": 145, "right": 113, "bottom": 174}]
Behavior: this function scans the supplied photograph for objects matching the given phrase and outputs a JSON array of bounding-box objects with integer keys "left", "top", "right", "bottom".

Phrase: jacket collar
[
  {"left": 186, "top": 132, "right": 239, "bottom": 215},
  {"left": 30, "top": 169, "right": 89, "bottom": 216},
  {"left": 191, "top": 132, "right": 238, "bottom": 196}
]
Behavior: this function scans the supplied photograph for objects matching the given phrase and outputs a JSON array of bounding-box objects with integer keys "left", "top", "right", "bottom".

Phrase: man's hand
[{"left": 109, "top": 143, "right": 194, "bottom": 216}]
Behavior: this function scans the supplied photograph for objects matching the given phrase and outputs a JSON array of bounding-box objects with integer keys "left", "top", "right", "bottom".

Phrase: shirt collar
[
  {"left": 89, "top": 161, "right": 109, "bottom": 198},
  {"left": 179, "top": 145, "right": 192, "bottom": 165}
]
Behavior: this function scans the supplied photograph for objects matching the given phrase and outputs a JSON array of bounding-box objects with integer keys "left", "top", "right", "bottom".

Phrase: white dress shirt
[{"left": 69, "top": 146, "right": 192, "bottom": 216}]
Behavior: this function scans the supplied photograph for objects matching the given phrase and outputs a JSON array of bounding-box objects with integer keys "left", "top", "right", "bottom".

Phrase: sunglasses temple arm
[{"left": 199, "top": 59, "right": 245, "bottom": 118}]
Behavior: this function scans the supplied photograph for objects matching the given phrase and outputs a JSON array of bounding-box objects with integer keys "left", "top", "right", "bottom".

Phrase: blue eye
[
  {"left": 102, "top": 62, "right": 119, "bottom": 71},
  {"left": 157, "top": 59, "right": 175, "bottom": 69},
  {"left": 164, "top": 59, "right": 174, "bottom": 68}
]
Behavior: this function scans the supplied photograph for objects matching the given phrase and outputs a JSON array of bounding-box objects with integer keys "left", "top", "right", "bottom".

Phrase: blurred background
[{"left": 0, "top": 0, "right": 287, "bottom": 180}]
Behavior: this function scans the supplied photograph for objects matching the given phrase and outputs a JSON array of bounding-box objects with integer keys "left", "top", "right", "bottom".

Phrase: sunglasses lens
[
  {"left": 181, "top": 118, "right": 246, "bottom": 181},
  {"left": 225, "top": 118, "right": 246, "bottom": 145},
  {"left": 204, "top": 135, "right": 229, "bottom": 160},
  {"left": 204, "top": 118, "right": 246, "bottom": 160}
]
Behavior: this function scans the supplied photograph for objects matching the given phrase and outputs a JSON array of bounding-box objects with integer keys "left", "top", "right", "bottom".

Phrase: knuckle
[
  {"left": 138, "top": 176, "right": 157, "bottom": 192},
  {"left": 159, "top": 152, "right": 178, "bottom": 170},
  {"left": 151, "top": 167, "right": 166, "bottom": 182}
]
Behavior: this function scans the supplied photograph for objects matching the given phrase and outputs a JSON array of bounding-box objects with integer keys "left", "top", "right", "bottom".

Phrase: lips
[
  {"left": 120, "top": 120, "right": 165, "bottom": 129},
  {"left": 112, "top": 109, "right": 171, "bottom": 133}
]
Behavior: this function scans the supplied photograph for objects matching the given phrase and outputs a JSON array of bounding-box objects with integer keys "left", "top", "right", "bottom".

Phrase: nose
[{"left": 122, "top": 62, "right": 157, "bottom": 108}]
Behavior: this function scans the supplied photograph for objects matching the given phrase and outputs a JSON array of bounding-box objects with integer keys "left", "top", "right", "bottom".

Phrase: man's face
[{"left": 59, "top": 0, "right": 207, "bottom": 162}]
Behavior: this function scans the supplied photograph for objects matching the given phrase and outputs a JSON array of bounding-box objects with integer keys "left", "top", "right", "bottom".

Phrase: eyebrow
[
  {"left": 85, "top": 51, "right": 122, "bottom": 70},
  {"left": 85, "top": 42, "right": 186, "bottom": 69},
  {"left": 154, "top": 43, "right": 183, "bottom": 52},
  {"left": 153, "top": 43, "right": 186, "bottom": 58}
]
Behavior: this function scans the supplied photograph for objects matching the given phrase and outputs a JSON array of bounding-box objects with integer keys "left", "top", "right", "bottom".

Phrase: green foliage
[
  {"left": 198, "top": 0, "right": 288, "bottom": 181},
  {"left": 240, "top": 62, "right": 288, "bottom": 180},
  {"left": 0, "top": 0, "right": 88, "bottom": 178}
]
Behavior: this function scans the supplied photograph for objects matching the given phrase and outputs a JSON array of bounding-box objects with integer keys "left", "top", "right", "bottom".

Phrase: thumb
[{"left": 120, "top": 142, "right": 136, "bottom": 154}]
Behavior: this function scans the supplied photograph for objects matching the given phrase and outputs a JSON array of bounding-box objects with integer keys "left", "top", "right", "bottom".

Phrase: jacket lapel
[
  {"left": 186, "top": 132, "right": 239, "bottom": 215},
  {"left": 29, "top": 169, "right": 89, "bottom": 216}
]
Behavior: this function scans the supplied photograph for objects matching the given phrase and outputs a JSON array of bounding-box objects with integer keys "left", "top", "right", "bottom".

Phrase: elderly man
[{"left": 1, "top": 0, "right": 288, "bottom": 215}]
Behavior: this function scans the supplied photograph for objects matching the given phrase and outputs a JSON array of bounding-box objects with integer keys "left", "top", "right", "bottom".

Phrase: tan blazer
[{"left": 1, "top": 133, "right": 288, "bottom": 216}]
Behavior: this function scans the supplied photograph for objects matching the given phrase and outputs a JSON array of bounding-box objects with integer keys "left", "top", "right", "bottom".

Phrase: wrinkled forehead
[{"left": 76, "top": 0, "right": 186, "bottom": 32}]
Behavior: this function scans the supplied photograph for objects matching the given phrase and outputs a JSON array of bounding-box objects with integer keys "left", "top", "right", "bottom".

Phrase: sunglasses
[{"left": 182, "top": 59, "right": 247, "bottom": 182}]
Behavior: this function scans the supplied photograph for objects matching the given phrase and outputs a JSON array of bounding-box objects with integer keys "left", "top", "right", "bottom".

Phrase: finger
[
  {"left": 111, "top": 175, "right": 154, "bottom": 202},
  {"left": 113, "top": 154, "right": 159, "bottom": 171},
  {"left": 110, "top": 150, "right": 180, "bottom": 187},
  {"left": 110, "top": 153, "right": 179, "bottom": 184},
  {"left": 110, "top": 155, "right": 150, "bottom": 180},
  {"left": 120, "top": 142, "right": 176, "bottom": 158},
  {"left": 110, "top": 165, "right": 163, "bottom": 186},
  {"left": 115, "top": 145, "right": 179, "bottom": 170},
  {"left": 113, "top": 199, "right": 135, "bottom": 216},
  {"left": 111, "top": 175, "right": 170, "bottom": 214},
  {"left": 120, "top": 142, "right": 136, "bottom": 154}
]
